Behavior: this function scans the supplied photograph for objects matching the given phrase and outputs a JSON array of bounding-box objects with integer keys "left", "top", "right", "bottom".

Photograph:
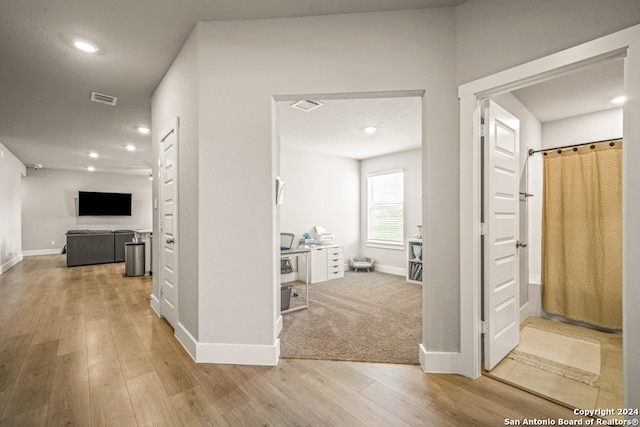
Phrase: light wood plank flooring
[{"left": 0, "top": 255, "right": 590, "bottom": 426}]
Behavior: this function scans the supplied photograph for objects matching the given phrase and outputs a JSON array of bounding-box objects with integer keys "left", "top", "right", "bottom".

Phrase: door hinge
[
  {"left": 481, "top": 320, "right": 489, "bottom": 334},
  {"left": 480, "top": 124, "right": 488, "bottom": 139},
  {"left": 480, "top": 223, "right": 489, "bottom": 235}
]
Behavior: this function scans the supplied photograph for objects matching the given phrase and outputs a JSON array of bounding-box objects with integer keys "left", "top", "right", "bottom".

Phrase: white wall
[
  {"left": 360, "top": 148, "right": 422, "bottom": 274},
  {"left": 280, "top": 145, "right": 359, "bottom": 261},
  {"left": 153, "top": 9, "right": 459, "bottom": 363},
  {"left": 0, "top": 143, "right": 26, "bottom": 274},
  {"left": 153, "top": 2, "right": 638, "bottom": 375},
  {"left": 21, "top": 169, "right": 152, "bottom": 254},
  {"left": 151, "top": 28, "right": 200, "bottom": 338},
  {"left": 197, "top": 9, "right": 458, "bottom": 356},
  {"left": 456, "top": 0, "right": 640, "bottom": 84},
  {"left": 280, "top": 145, "right": 421, "bottom": 275},
  {"left": 542, "top": 108, "right": 623, "bottom": 148}
]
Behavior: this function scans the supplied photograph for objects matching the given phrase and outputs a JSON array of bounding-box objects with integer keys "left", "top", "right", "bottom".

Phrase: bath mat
[{"left": 508, "top": 323, "right": 601, "bottom": 385}]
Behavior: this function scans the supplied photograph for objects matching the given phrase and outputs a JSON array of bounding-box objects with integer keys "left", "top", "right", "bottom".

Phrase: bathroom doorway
[{"left": 458, "top": 25, "right": 640, "bottom": 409}]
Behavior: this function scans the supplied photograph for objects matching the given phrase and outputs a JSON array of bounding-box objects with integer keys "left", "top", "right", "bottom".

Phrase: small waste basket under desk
[
  {"left": 281, "top": 285, "right": 292, "bottom": 311},
  {"left": 124, "top": 242, "right": 145, "bottom": 277}
]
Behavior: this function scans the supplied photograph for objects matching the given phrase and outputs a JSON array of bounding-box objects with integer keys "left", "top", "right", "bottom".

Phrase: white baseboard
[
  {"left": 275, "top": 314, "right": 283, "bottom": 337},
  {"left": 175, "top": 322, "right": 198, "bottom": 361},
  {"left": 519, "top": 302, "right": 530, "bottom": 323},
  {"left": 373, "top": 264, "right": 405, "bottom": 276},
  {"left": 150, "top": 293, "right": 161, "bottom": 317},
  {"left": 419, "top": 344, "right": 460, "bottom": 374},
  {"left": 1, "top": 254, "right": 23, "bottom": 275},
  {"left": 196, "top": 340, "right": 280, "bottom": 366},
  {"left": 528, "top": 282, "right": 542, "bottom": 317},
  {"left": 23, "top": 249, "right": 62, "bottom": 256},
  {"left": 154, "top": 305, "right": 279, "bottom": 366},
  {"left": 172, "top": 318, "right": 280, "bottom": 366}
]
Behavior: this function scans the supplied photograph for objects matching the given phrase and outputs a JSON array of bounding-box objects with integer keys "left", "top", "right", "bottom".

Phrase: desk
[{"left": 280, "top": 248, "right": 310, "bottom": 314}]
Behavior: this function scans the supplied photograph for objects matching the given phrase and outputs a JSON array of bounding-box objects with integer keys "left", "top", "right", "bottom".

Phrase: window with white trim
[{"left": 367, "top": 169, "right": 404, "bottom": 245}]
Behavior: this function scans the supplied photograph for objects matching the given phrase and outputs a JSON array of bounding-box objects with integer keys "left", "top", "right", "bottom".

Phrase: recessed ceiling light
[
  {"left": 87, "top": 166, "right": 95, "bottom": 172},
  {"left": 137, "top": 127, "right": 150, "bottom": 134},
  {"left": 611, "top": 96, "right": 626, "bottom": 104},
  {"left": 126, "top": 145, "right": 136, "bottom": 151},
  {"left": 363, "top": 126, "right": 378, "bottom": 134},
  {"left": 89, "top": 152, "right": 99, "bottom": 158},
  {"left": 74, "top": 40, "right": 99, "bottom": 53}
]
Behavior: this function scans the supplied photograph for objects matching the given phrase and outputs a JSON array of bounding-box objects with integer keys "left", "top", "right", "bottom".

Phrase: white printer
[{"left": 313, "top": 225, "right": 335, "bottom": 245}]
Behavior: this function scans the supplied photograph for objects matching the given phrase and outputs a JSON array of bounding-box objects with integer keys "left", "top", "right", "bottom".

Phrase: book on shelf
[{"left": 410, "top": 263, "right": 422, "bottom": 281}]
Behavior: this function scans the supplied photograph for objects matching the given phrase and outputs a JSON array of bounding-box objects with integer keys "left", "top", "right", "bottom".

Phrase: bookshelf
[{"left": 407, "top": 238, "right": 423, "bottom": 284}]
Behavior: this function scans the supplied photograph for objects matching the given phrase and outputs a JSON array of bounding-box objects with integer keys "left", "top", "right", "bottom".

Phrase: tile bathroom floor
[{"left": 485, "top": 316, "right": 623, "bottom": 420}]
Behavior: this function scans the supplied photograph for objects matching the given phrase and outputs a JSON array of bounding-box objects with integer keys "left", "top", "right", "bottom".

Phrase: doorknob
[
  {"left": 516, "top": 241, "right": 527, "bottom": 248},
  {"left": 166, "top": 238, "right": 175, "bottom": 244}
]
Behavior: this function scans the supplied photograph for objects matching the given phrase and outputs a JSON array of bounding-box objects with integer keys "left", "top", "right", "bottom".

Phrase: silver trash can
[
  {"left": 281, "top": 284, "right": 292, "bottom": 311},
  {"left": 124, "top": 242, "right": 145, "bottom": 277}
]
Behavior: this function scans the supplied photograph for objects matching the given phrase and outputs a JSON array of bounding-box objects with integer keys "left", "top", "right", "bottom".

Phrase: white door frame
[
  {"left": 459, "top": 24, "right": 640, "bottom": 407},
  {"left": 273, "top": 89, "right": 426, "bottom": 360}
]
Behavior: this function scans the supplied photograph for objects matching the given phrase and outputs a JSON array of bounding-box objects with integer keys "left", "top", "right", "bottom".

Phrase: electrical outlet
[{"left": 50, "top": 240, "right": 55, "bottom": 246}]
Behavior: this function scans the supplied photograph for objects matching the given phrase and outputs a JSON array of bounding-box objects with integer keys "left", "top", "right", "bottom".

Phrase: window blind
[{"left": 367, "top": 170, "right": 404, "bottom": 244}]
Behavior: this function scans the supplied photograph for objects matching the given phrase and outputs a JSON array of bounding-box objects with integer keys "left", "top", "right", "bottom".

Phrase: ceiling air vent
[
  {"left": 291, "top": 99, "right": 323, "bottom": 112},
  {"left": 90, "top": 91, "right": 117, "bottom": 106}
]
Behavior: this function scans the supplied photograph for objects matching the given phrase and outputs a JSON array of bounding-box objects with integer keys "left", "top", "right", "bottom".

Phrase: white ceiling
[
  {"left": 0, "top": 1, "right": 625, "bottom": 173},
  {"left": 279, "top": 96, "right": 422, "bottom": 160},
  {"left": 0, "top": 0, "right": 466, "bottom": 175},
  {"left": 511, "top": 58, "right": 625, "bottom": 123},
  {"left": 279, "top": 59, "right": 624, "bottom": 160}
]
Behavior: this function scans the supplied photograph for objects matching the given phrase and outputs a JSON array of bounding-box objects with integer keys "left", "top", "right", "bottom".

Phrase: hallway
[{"left": 0, "top": 255, "right": 591, "bottom": 426}]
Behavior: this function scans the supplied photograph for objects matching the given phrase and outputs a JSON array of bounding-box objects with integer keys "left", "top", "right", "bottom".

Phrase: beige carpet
[
  {"left": 508, "top": 322, "right": 601, "bottom": 385},
  {"left": 280, "top": 271, "right": 422, "bottom": 364}
]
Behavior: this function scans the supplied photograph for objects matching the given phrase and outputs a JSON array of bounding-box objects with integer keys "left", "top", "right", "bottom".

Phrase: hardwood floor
[{"left": 0, "top": 255, "right": 590, "bottom": 426}]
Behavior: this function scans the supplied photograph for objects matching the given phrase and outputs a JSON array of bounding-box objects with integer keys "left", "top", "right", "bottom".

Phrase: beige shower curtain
[{"left": 542, "top": 140, "right": 622, "bottom": 330}]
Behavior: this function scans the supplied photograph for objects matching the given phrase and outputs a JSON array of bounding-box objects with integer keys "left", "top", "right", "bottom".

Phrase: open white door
[
  {"left": 483, "top": 100, "right": 520, "bottom": 371},
  {"left": 159, "top": 121, "right": 179, "bottom": 329}
]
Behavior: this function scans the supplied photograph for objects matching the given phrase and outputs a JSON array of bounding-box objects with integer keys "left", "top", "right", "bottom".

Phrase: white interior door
[
  {"left": 160, "top": 121, "right": 179, "bottom": 329},
  {"left": 483, "top": 100, "right": 520, "bottom": 371}
]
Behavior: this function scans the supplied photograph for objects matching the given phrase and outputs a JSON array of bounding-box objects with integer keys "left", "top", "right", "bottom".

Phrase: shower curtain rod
[{"left": 528, "top": 137, "right": 622, "bottom": 156}]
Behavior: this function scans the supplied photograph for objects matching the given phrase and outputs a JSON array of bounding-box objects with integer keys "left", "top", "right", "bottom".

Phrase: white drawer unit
[
  {"left": 327, "top": 246, "right": 344, "bottom": 280},
  {"left": 300, "top": 245, "right": 344, "bottom": 284}
]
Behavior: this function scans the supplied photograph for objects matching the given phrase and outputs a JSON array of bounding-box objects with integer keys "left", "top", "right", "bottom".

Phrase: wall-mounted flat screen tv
[{"left": 78, "top": 191, "right": 132, "bottom": 216}]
